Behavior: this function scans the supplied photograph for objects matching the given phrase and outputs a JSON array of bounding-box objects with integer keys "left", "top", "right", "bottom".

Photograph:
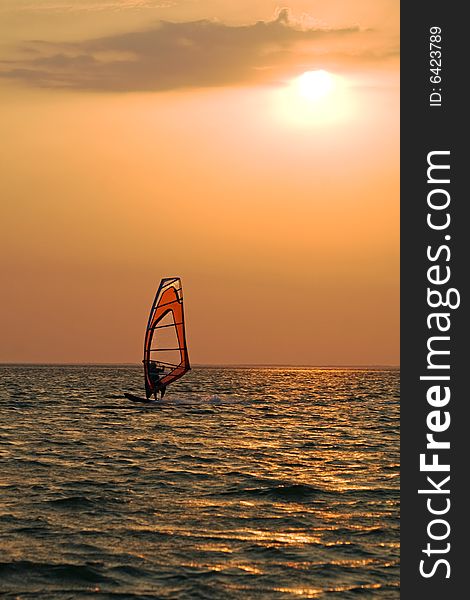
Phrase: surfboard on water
[
  {"left": 124, "top": 392, "right": 158, "bottom": 404},
  {"left": 124, "top": 277, "right": 191, "bottom": 403}
]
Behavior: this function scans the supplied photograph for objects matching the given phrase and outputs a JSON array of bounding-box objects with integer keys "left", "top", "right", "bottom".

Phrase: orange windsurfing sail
[{"left": 143, "top": 277, "right": 190, "bottom": 399}]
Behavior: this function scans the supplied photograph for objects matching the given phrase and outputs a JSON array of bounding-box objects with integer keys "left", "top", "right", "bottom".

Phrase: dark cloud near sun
[{"left": 0, "top": 9, "right": 393, "bottom": 92}]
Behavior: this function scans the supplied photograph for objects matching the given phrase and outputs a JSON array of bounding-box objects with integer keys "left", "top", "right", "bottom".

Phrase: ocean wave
[
  {"left": 340, "top": 488, "right": 398, "bottom": 498},
  {"left": 0, "top": 560, "right": 114, "bottom": 584},
  {"left": 46, "top": 496, "right": 96, "bottom": 509},
  {"left": 220, "top": 483, "right": 327, "bottom": 501}
]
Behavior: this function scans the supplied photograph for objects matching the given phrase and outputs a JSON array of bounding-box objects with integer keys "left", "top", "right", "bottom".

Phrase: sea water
[{"left": 0, "top": 366, "right": 399, "bottom": 599}]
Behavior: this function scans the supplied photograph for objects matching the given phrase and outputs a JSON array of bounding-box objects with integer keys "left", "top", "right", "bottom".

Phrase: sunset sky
[{"left": 0, "top": 1, "right": 399, "bottom": 365}]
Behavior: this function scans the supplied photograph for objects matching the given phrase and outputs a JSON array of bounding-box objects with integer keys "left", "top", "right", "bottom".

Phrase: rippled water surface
[{"left": 0, "top": 366, "right": 399, "bottom": 599}]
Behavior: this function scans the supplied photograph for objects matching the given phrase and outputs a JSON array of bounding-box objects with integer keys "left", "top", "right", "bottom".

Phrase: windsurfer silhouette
[
  {"left": 124, "top": 278, "right": 190, "bottom": 404},
  {"left": 148, "top": 360, "right": 167, "bottom": 400}
]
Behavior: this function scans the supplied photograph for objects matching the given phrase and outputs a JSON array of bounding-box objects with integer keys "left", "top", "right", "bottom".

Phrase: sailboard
[{"left": 124, "top": 277, "right": 190, "bottom": 402}]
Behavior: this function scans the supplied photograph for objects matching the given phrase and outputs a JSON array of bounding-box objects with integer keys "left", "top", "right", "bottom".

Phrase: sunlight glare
[
  {"left": 274, "top": 70, "right": 354, "bottom": 128},
  {"left": 297, "top": 70, "right": 333, "bottom": 102}
]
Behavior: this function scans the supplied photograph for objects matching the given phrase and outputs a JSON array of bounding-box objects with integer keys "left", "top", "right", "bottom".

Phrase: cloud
[
  {"left": 0, "top": 1, "right": 174, "bottom": 13},
  {"left": 0, "top": 9, "right": 393, "bottom": 92}
]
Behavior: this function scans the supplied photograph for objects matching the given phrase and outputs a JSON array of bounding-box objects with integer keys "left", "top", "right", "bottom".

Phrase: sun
[
  {"left": 273, "top": 69, "right": 354, "bottom": 127},
  {"left": 296, "top": 70, "right": 334, "bottom": 102}
]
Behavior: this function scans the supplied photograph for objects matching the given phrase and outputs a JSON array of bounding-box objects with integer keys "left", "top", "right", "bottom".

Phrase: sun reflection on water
[{"left": 0, "top": 366, "right": 399, "bottom": 598}]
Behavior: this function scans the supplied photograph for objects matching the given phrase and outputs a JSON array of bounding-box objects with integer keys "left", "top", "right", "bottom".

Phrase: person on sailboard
[{"left": 148, "top": 360, "right": 167, "bottom": 399}]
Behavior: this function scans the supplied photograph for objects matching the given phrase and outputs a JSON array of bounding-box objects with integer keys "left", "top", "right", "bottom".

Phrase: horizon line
[{"left": 0, "top": 362, "right": 400, "bottom": 369}]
